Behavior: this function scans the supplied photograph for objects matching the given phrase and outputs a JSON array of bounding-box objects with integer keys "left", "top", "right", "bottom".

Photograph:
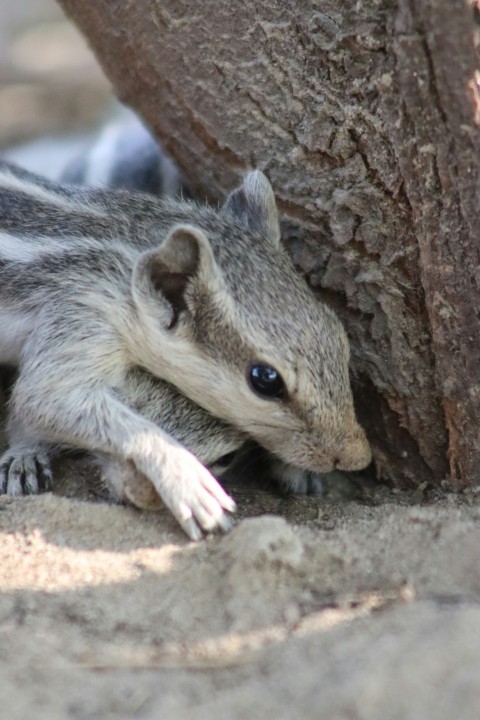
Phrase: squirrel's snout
[{"left": 335, "top": 424, "right": 372, "bottom": 472}]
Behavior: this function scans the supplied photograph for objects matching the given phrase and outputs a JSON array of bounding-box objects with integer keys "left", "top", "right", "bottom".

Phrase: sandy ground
[
  {"left": 1, "top": 2, "right": 480, "bottom": 719},
  {"left": 2, "top": 451, "right": 480, "bottom": 720}
]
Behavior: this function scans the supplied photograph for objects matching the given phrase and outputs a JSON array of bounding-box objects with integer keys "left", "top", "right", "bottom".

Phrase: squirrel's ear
[
  {"left": 132, "top": 224, "right": 217, "bottom": 329},
  {"left": 221, "top": 170, "right": 280, "bottom": 246}
]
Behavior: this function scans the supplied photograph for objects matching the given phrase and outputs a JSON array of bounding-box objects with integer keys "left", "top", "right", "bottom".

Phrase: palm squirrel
[
  {"left": 3, "top": 110, "right": 333, "bottom": 500},
  {"left": 0, "top": 130, "right": 371, "bottom": 539}
]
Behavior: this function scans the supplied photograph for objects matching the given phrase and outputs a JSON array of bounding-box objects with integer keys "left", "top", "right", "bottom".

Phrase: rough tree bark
[{"left": 57, "top": 0, "right": 480, "bottom": 490}]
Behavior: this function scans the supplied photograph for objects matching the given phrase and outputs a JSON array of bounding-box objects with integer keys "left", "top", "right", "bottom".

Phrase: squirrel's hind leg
[{"left": 0, "top": 443, "right": 53, "bottom": 495}]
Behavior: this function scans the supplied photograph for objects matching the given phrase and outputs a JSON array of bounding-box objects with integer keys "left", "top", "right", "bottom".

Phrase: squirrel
[
  {"left": 0, "top": 151, "right": 371, "bottom": 539},
  {"left": 2, "top": 111, "right": 331, "bottom": 500},
  {"left": 53, "top": 112, "right": 355, "bottom": 498}
]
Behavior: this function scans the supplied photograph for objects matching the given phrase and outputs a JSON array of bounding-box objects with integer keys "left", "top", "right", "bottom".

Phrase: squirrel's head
[{"left": 131, "top": 171, "right": 371, "bottom": 474}]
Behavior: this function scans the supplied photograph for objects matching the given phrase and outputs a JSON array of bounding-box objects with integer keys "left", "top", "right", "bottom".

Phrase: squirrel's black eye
[{"left": 248, "top": 363, "right": 286, "bottom": 400}]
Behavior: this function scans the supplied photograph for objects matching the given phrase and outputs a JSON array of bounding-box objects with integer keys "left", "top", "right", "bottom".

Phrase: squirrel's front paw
[
  {"left": 269, "top": 459, "right": 324, "bottom": 496},
  {"left": 0, "top": 447, "right": 52, "bottom": 496},
  {"left": 163, "top": 454, "right": 236, "bottom": 541},
  {"left": 106, "top": 448, "right": 236, "bottom": 541}
]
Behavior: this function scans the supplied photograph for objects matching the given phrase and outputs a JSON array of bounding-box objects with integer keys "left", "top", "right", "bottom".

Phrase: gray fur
[
  {"left": 4, "top": 105, "right": 185, "bottom": 198},
  {"left": 61, "top": 107, "right": 185, "bottom": 197},
  {"left": 0, "top": 160, "right": 370, "bottom": 539}
]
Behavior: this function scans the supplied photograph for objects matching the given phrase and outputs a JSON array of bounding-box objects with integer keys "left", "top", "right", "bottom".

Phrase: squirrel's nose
[{"left": 335, "top": 425, "right": 372, "bottom": 472}]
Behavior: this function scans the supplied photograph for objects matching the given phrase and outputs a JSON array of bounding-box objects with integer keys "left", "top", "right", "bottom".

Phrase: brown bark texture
[{"left": 56, "top": 0, "right": 480, "bottom": 490}]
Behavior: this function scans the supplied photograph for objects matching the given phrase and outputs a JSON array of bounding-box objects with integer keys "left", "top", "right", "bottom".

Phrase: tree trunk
[{"left": 56, "top": 0, "right": 480, "bottom": 490}]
